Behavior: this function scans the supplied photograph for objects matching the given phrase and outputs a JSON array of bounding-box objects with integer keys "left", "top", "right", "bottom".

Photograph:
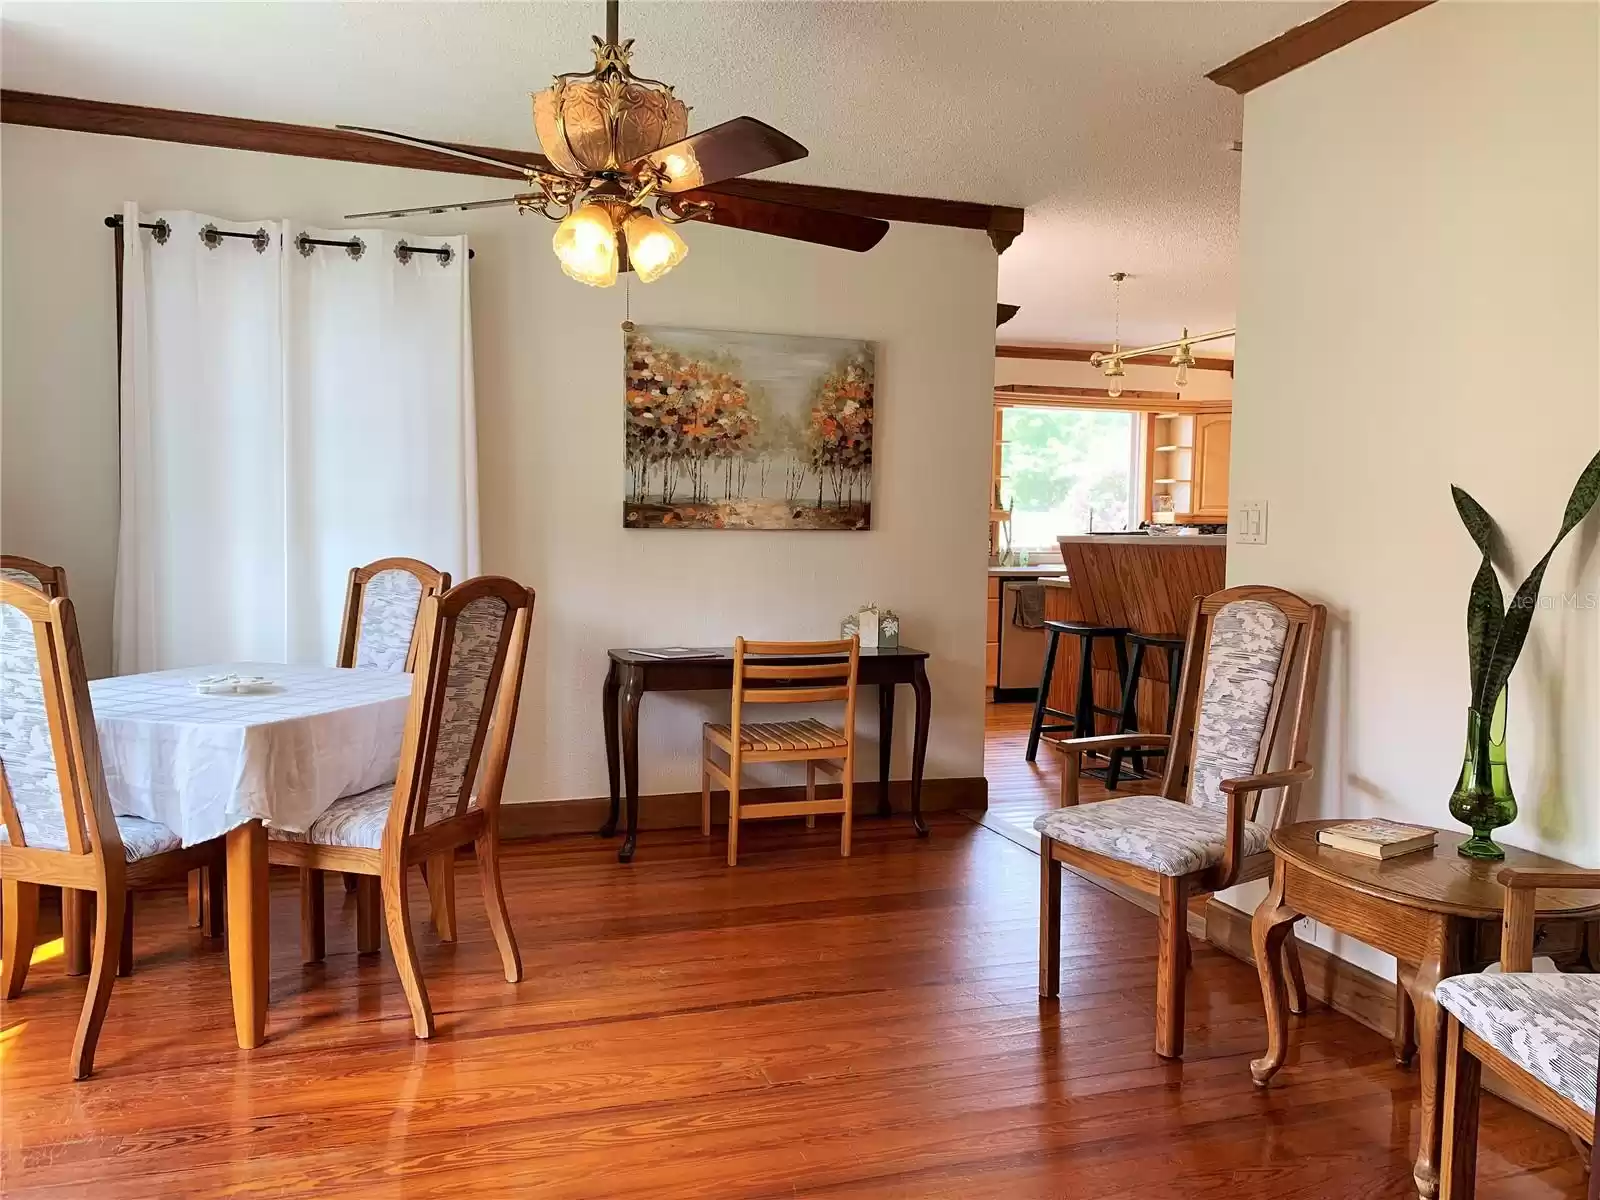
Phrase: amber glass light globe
[
  {"left": 623, "top": 210, "right": 689, "bottom": 283},
  {"left": 552, "top": 203, "right": 620, "bottom": 287}
]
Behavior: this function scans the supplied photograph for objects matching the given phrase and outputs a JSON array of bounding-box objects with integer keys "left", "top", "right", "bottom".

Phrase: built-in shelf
[{"left": 1144, "top": 409, "right": 1230, "bottom": 525}]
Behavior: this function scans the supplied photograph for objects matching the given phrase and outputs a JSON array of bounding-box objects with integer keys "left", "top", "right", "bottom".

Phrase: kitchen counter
[
  {"left": 988, "top": 564, "right": 1068, "bottom": 576},
  {"left": 1056, "top": 533, "right": 1227, "bottom": 546},
  {"left": 1042, "top": 532, "right": 1227, "bottom": 735}
]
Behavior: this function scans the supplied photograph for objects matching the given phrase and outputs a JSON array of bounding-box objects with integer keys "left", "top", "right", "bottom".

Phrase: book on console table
[
  {"left": 1316, "top": 819, "right": 1438, "bottom": 860},
  {"left": 632, "top": 647, "right": 720, "bottom": 660}
]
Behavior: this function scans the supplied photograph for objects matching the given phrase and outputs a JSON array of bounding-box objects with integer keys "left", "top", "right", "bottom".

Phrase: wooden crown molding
[
  {"left": 1207, "top": 1, "right": 1435, "bottom": 95},
  {"left": 1, "top": 90, "right": 1026, "bottom": 247},
  {"left": 996, "top": 343, "right": 1234, "bottom": 374},
  {"left": 992, "top": 385, "right": 1230, "bottom": 416},
  {"left": 996, "top": 383, "right": 1180, "bottom": 403}
]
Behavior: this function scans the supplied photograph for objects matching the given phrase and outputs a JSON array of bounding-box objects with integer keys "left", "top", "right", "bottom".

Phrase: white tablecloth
[{"left": 90, "top": 663, "right": 414, "bottom": 846}]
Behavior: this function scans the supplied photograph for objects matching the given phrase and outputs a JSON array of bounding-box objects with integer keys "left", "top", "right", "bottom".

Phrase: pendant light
[
  {"left": 1102, "top": 272, "right": 1127, "bottom": 397},
  {"left": 1170, "top": 331, "right": 1195, "bottom": 390},
  {"left": 1089, "top": 273, "right": 1236, "bottom": 391}
]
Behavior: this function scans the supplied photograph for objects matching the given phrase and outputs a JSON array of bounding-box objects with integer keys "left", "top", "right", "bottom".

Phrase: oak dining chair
[
  {"left": 0, "top": 554, "right": 69, "bottom": 600},
  {"left": 701, "top": 636, "right": 860, "bottom": 867},
  {"left": 268, "top": 576, "right": 533, "bottom": 1039},
  {"left": 0, "top": 557, "right": 215, "bottom": 980},
  {"left": 337, "top": 556, "right": 451, "bottom": 674},
  {"left": 0, "top": 556, "right": 89, "bottom": 971},
  {"left": 1036, "top": 584, "right": 1327, "bottom": 1058},
  {"left": 333, "top": 557, "right": 452, "bottom": 930},
  {"left": 1437, "top": 867, "right": 1600, "bottom": 1199},
  {"left": 0, "top": 581, "right": 225, "bottom": 1078}
]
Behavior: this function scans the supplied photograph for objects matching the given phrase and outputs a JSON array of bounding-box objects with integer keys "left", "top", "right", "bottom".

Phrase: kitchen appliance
[{"left": 997, "top": 580, "right": 1051, "bottom": 700}]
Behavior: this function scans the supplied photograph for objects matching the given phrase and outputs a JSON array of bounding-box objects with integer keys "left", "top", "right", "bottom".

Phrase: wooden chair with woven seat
[
  {"left": 1037, "top": 584, "right": 1327, "bottom": 1058},
  {"left": 1437, "top": 867, "right": 1600, "bottom": 1198},
  {"left": 268, "top": 576, "right": 532, "bottom": 1039},
  {"left": 332, "top": 557, "right": 452, "bottom": 942},
  {"left": 701, "top": 636, "right": 860, "bottom": 867},
  {"left": 0, "top": 580, "right": 224, "bottom": 1078}
]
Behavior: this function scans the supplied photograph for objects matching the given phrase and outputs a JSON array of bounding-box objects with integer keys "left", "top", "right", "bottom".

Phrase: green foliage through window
[{"left": 999, "top": 406, "right": 1136, "bottom": 548}]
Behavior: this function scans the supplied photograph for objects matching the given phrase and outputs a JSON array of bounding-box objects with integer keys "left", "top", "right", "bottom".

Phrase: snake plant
[{"left": 1448, "top": 449, "right": 1600, "bottom": 858}]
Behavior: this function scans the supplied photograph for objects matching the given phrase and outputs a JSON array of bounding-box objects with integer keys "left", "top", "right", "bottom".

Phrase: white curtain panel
[
  {"left": 116, "top": 206, "right": 288, "bottom": 673},
  {"left": 281, "top": 225, "right": 478, "bottom": 666},
  {"left": 114, "top": 205, "right": 479, "bottom": 674}
]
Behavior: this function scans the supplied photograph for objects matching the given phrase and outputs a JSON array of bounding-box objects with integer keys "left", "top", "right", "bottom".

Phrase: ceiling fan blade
[
  {"left": 642, "top": 117, "right": 808, "bottom": 193},
  {"left": 345, "top": 195, "right": 529, "bottom": 220},
  {"left": 337, "top": 125, "right": 536, "bottom": 177},
  {"left": 685, "top": 190, "right": 887, "bottom": 252},
  {"left": 997, "top": 304, "right": 1020, "bottom": 327}
]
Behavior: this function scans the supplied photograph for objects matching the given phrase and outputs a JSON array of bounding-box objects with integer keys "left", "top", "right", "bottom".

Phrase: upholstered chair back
[
  {"left": 0, "top": 555, "right": 69, "bottom": 599},
  {"left": 1159, "top": 586, "right": 1324, "bottom": 828},
  {"left": 1188, "top": 600, "right": 1292, "bottom": 814},
  {"left": 336, "top": 557, "right": 451, "bottom": 674},
  {"left": 0, "top": 581, "right": 122, "bottom": 863},
  {"left": 384, "top": 577, "right": 533, "bottom": 845}
]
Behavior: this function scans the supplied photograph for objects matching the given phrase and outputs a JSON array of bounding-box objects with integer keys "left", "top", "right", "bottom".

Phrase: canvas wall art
[{"left": 623, "top": 324, "right": 875, "bottom": 530}]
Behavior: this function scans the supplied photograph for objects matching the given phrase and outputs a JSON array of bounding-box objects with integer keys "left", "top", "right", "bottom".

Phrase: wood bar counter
[{"left": 1042, "top": 534, "right": 1226, "bottom": 734}]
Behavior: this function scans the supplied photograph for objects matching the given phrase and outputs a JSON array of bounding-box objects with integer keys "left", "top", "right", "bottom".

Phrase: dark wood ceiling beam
[
  {"left": 1206, "top": 1, "right": 1435, "bottom": 95},
  {"left": 996, "top": 343, "right": 1234, "bottom": 373},
  {"left": 0, "top": 89, "right": 1025, "bottom": 245}
]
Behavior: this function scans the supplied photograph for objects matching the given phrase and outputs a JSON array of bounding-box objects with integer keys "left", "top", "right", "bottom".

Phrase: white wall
[
  {"left": 1223, "top": 0, "right": 1600, "bottom": 976},
  {"left": 0, "top": 126, "right": 998, "bottom": 805}
]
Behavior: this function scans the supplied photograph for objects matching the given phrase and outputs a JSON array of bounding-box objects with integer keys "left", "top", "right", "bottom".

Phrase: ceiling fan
[{"left": 341, "top": 0, "right": 888, "bottom": 286}]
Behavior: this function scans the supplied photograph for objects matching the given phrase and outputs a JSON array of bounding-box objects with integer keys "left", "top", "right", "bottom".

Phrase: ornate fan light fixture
[{"left": 341, "top": 0, "right": 884, "bottom": 286}]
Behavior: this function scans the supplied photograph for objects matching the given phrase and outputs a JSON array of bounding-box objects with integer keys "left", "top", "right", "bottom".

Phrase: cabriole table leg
[{"left": 1251, "top": 863, "right": 1302, "bottom": 1086}]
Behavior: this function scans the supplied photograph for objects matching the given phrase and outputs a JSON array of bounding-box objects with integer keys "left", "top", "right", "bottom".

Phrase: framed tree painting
[{"left": 623, "top": 324, "right": 875, "bottom": 530}]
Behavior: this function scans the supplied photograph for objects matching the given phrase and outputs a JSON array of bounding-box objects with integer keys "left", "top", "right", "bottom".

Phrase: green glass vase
[{"left": 1448, "top": 687, "right": 1516, "bottom": 860}]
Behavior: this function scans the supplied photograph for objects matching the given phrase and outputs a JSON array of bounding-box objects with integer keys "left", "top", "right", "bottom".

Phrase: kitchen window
[{"left": 996, "top": 405, "right": 1142, "bottom": 551}]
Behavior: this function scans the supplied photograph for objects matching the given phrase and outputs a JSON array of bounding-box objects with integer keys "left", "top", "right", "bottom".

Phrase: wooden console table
[
  {"left": 600, "top": 646, "right": 932, "bottom": 863},
  {"left": 1251, "top": 821, "right": 1600, "bottom": 1199}
]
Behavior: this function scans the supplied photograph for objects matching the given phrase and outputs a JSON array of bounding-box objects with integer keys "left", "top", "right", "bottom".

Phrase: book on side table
[{"left": 1316, "top": 819, "right": 1438, "bottom": 860}]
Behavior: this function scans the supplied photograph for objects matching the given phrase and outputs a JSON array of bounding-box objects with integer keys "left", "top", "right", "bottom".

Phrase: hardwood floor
[
  {"left": 0, "top": 717, "right": 1585, "bottom": 1197},
  {"left": 978, "top": 701, "right": 1160, "bottom": 851}
]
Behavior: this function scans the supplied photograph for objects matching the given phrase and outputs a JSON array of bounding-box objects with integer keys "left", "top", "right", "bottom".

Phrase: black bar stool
[
  {"left": 1107, "top": 631, "right": 1187, "bottom": 788},
  {"left": 1025, "top": 620, "right": 1130, "bottom": 762}
]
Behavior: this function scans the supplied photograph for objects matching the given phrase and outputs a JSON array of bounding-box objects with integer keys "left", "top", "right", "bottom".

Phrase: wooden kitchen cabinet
[
  {"left": 1191, "top": 413, "right": 1231, "bottom": 518},
  {"left": 985, "top": 576, "right": 1001, "bottom": 691}
]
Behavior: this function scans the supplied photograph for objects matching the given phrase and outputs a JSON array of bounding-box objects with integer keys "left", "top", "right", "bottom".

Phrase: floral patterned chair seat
[
  {"left": 0, "top": 814, "right": 179, "bottom": 862},
  {"left": 268, "top": 784, "right": 458, "bottom": 851},
  {"left": 1034, "top": 794, "right": 1271, "bottom": 877},
  {"left": 1436, "top": 971, "right": 1599, "bottom": 1114}
]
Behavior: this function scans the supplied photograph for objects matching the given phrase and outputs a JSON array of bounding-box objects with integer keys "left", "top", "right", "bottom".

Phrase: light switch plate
[{"left": 1235, "top": 499, "right": 1267, "bottom": 545}]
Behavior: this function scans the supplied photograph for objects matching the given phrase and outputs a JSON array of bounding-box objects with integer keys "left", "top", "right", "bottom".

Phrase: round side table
[{"left": 1251, "top": 820, "right": 1600, "bottom": 1199}]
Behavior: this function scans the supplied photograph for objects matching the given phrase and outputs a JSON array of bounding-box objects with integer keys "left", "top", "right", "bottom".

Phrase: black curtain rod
[{"left": 103, "top": 215, "right": 473, "bottom": 263}]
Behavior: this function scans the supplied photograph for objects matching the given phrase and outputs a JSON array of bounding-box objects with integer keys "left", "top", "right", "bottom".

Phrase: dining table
[{"left": 90, "top": 661, "right": 413, "bottom": 1048}]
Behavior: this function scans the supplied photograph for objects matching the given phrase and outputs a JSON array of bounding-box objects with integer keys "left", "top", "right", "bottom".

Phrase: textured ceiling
[{"left": 2, "top": 1, "right": 1325, "bottom": 348}]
